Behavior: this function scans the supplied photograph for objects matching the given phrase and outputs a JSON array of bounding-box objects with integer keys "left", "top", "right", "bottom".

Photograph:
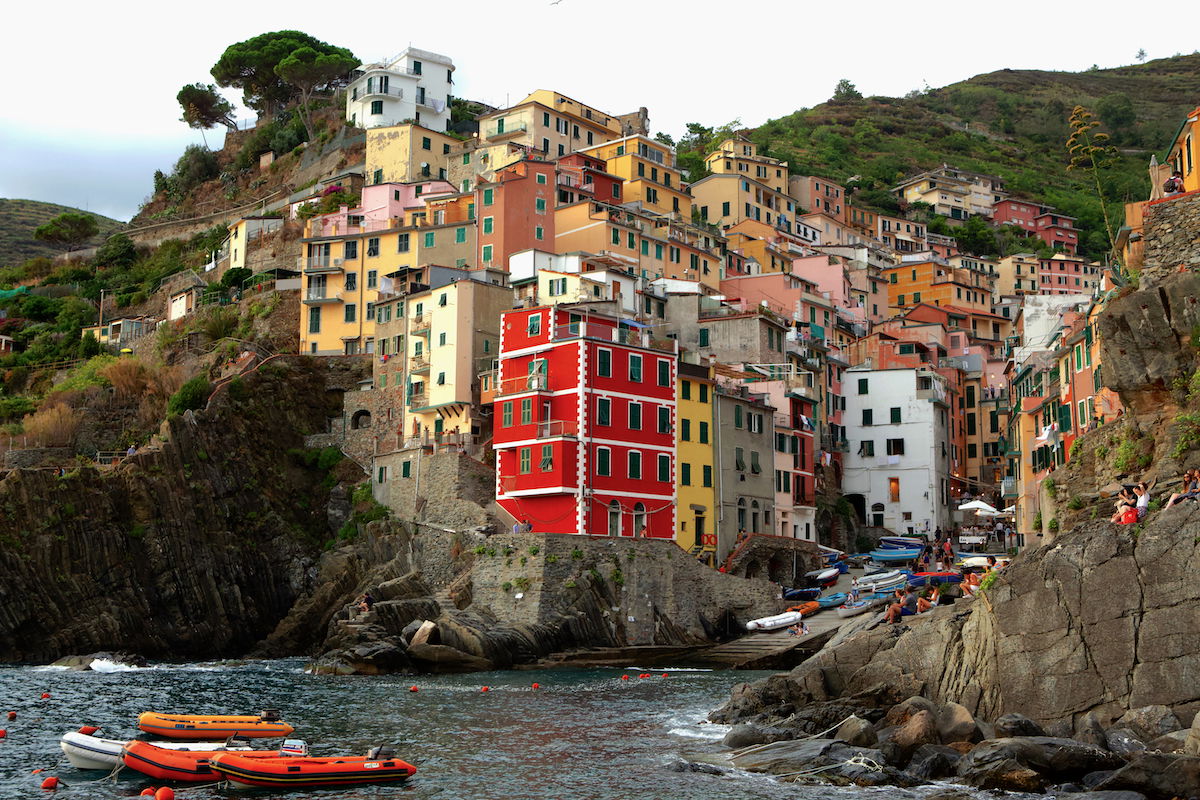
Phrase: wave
[{"left": 89, "top": 658, "right": 143, "bottom": 673}]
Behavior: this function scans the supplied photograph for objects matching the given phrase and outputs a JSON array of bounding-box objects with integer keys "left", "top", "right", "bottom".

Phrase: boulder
[
  {"left": 1105, "top": 727, "right": 1149, "bottom": 757},
  {"left": 956, "top": 737, "right": 1125, "bottom": 791},
  {"left": 908, "top": 743, "right": 961, "bottom": 780},
  {"left": 1116, "top": 705, "right": 1182, "bottom": 743},
  {"left": 1186, "top": 710, "right": 1200, "bottom": 756},
  {"left": 993, "top": 712, "right": 1046, "bottom": 738},
  {"left": 409, "top": 620, "right": 437, "bottom": 646},
  {"left": 883, "top": 696, "right": 938, "bottom": 727},
  {"left": 1148, "top": 729, "right": 1189, "bottom": 753},
  {"left": 835, "top": 715, "right": 877, "bottom": 748},
  {"left": 1058, "top": 792, "right": 1148, "bottom": 800},
  {"left": 405, "top": 642, "right": 493, "bottom": 673},
  {"left": 946, "top": 740, "right": 976, "bottom": 755},
  {"left": 727, "top": 738, "right": 842, "bottom": 774},
  {"left": 722, "top": 724, "right": 771, "bottom": 749},
  {"left": 892, "top": 710, "right": 939, "bottom": 762},
  {"left": 937, "top": 702, "right": 980, "bottom": 744},
  {"left": 667, "top": 759, "right": 726, "bottom": 776},
  {"left": 1076, "top": 711, "right": 1109, "bottom": 749},
  {"left": 1093, "top": 752, "right": 1200, "bottom": 799}
]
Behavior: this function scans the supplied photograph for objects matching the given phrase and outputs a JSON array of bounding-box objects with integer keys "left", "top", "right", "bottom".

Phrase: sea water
[{"left": 0, "top": 660, "right": 986, "bottom": 799}]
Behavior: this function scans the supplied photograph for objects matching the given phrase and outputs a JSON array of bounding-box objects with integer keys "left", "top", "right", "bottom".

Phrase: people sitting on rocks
[
  {"left": 884, "top": 588, "right": 918, "bottom": 624},
  {"left": 787, "top": 619, "right": 809, "bottom": 636},
  {"left": 1165, "top": 469, "right": 1200, "bottom": 509},
  {"left": 1110, "top": 486, "right": 1137, "bottom": 523},
  {"left": 357, "top": 592, "right": 374, "bottom": 613},
  {"left": 916, "top": 589, "right": 934, "bottom": 613},
  {"left": 1134, "top": 482, "right": 1151, "bottom": 520}
]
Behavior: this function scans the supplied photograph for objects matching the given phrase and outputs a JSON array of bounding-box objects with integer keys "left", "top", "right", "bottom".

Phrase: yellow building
[
  {"left": 1166, "top": 105, "right": 1200, "bottom": 193},
  {"left": 883, "top": 259, "right": 995, "bottom": 315},
  {"left": 995, "top": 253, "right": 1041, "bottom": 297},
  {"left": 676, "top": 360, "right": 717, "bottom": 559},
  {"left": 365, "top": 123, "right": 462, "bottom": 185},
  {"left": 535, "top": 269, "right": 607, "bottom": 305},
  {"left": 895, "top": 166, "right": 1006, "bottom": 220},
  {"left": 226, "top": 216, "right": 283, "bottom": 273},
  {"left": 299, "top": 190, "right": 478, "bottom": 355},
  {"left": 475, "top": 90, "right": 628, "bottom": 161},
  {"left": 691, "top": 173, "right": 799, "bottom": 234},
  {"left": 578, "top": 135, "right": 691, "bottom": 218},
  {"left": 704, "top": 136, "right": 789, "bottom": 195}
]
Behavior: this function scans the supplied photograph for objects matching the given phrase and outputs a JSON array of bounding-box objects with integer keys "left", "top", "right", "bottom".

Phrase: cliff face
[
  {"left": 714, "top": 508, "right": 1200, "bottom": 732},
  {"left": 0, "top": 357, "right": 353, "bottom": 663}
]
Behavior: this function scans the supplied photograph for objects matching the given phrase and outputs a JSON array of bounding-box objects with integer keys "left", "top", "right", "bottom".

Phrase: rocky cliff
[
  {"left": 713, "top": 507, "right": 1200, "bottom": 734},
  {"left": 0, "top": 357, "right": 355, "bottom": 663}
]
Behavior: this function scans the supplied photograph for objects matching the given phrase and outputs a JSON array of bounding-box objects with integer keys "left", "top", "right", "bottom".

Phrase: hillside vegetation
[
  {"left": 0, "top": 200, "right": 123, "bottom": 265},
  {"left": 692, "top": 54, "right": 1200, "bottom": 257}
]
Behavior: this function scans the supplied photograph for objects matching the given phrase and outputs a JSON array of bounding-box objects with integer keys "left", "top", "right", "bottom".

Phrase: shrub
[
  {"left": 501, "top": 581, "right": 513, "bottom": 592},
  {"left": 171, "top": 145, "right": 220, "bottom": 195},
  {"left": 199, "top": 307, "right": 239, "bottom": 342},
  {"left": 1096, "top": 444, "right": 1109, "bottom": 460},
  {"left": 1033, "top": 511, "right": 1043, "bottom": 530},
  {"left": 1171, "top": 412, "right": 1200, "bottom": 459},
  {"left": 1112, "top": 437, "right": 1138, "bottom": 473},
  {"left": 316, "top": 446, "right": 343, "bottom": 471},
  {"left": 528, "top": 545, "right": 540, "bottom": 555},
  {"left": 514, "top": 576, "right": 531, "bottom": 591},
  {"left": 22, "top": 403, "right": 83, "bottom": 447},
  {"left": 1048, "top": 518, "right": 1060, "bottom": 532},
  {"left": 99, "top": 358, "right": 149, "bottom": 399},
  {"left": 979, "top": 570, "right": 999, "bottom": 593},
  {"left": 1067, "top": 496, "right": 1084, "bottom": 510},
  {"left": 167, "top": 376, "right": 211, "bottom": 415},
  {"left": 1043, "top": 477, "right": 1057, "bottom": 499},
  {"left": 610, "top": 568, "right": 625, "bottom": 587},
  {"left": 0, "top": 395, "right": 36, "bottom": 422}
]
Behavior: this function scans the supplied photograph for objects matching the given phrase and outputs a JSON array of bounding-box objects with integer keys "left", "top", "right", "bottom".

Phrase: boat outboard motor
[
  {"left": 281, "top": 739, "right": 309, "bottom": 756},
  {"left": 366, "top": 745, "right": 395, "bottom": 760},
  {"left": 260, "top": 709, "right": 282, "bottom": 721}
]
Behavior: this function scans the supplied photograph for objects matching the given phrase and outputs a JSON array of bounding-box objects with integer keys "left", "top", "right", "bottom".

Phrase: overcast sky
[{"left": 2, "top": 0, "right": 1194, "bottom": 221}]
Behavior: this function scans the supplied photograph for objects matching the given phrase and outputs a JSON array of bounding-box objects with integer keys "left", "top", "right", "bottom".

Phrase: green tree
[
  {"left": 33, "top": 212, "right": 99, "bottom": 252},
  {"left": 832, "top": 79, "right": 862, "bottom": 102},
  {"left": 274, "top": 45, "right": 357, "bottom": 141},
  {"left": 177, "top": 83, "right": 237, "bottom": 130},
  {"left": 1136, "top": 48, "right": 1147, "bottom": 63},
  {"left": 95, "top": 233, "right": 137, "bottom": 268},
  {"left": 170, "top": 145, "right": 221, "bottom": 195},
  {"left": 211, "top": 31, "right": 356, "bottom": 116},
  {"left": 1096, "top": 93, "right": 1136, "bottom": 130},
  {"left": 953, "top": 216, "right": 998, "bottom": 256}
]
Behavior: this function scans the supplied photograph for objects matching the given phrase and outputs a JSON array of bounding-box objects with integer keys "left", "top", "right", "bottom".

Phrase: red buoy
[
  {"left": 6, "top": 711, "right": 14, "bottom": 720},
  {"left": 621, "top": 675, "right": 630, "bottom": 681},
  {"left": 40, "top": 693, "right": 50, "bottom": 700},
  {"left": 139, "top": 789, "right": 155, "bottom": 797},
  {"left": 0, "top": 729, "right": 6, "bottom": 739},
  {"left": 661, "top": 673, "right": 669, "bottom": 678},
  {"left": 531, "top": 682, "right": 540, "bottom": 690},
  {"left": 481, "top": 686, "right": 490, "bottom": 693},
  {"left": 40, "top": 777, "right": 59, "bottom": 790},
  {"left": 77, "top": 725, "right": 100, "bottom": 735},
  {"left": 408, "top": 685, "right": 418, "bottom": 693},
  {"left": 155, "top": 787, "right": 175, "bottom": 800}
]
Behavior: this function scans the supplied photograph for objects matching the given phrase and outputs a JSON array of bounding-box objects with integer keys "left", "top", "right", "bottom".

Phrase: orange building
[
  {"left": 476, "top": 159, "right": 556, "bottom": 270},
  {"left": 883, "top": 259, "right": 994, "bottom": 315}
]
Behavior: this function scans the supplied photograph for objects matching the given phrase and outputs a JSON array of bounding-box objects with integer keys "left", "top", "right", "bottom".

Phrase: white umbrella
[{"left": 957, "top": 499, "right": 998, "bottom": 513}]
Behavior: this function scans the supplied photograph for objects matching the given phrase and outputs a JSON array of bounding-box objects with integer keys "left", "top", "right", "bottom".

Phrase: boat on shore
[
  {"left": 785, "top": 601, "right": 820, "bottom": 616},
  {"left": 209, "top": 748, "right": 416, "bottom": 789},
  {"left": 782, "top": 586, "right": 821, "bottom": 601},
  {"left": 59, "top": 730, "right": 250, "bottom": 771},
  {"left": 122, "top": 740, "right": 281, "bottom": 782},
  {"left": 868, "top": 547, "right": 921, "bottom": 563},
  {"left": 804, "top": 567, "right": 840, "bottom": 586},
  {"left": 878, "top": 536, "right": 926, "bottom": 549},
  {"left": 835, "top": 593, "right": 890, "bottom": 618},
  {"left": 137, "top": 711, "right": 293, "bottom": 739},
  {"left": 859, "top": 570, "right": 907, "bottom": 592},
  {"left": 816, "top": 592, "right": 847, "bottom": 609},
  {"left": 745, "top": 610, "right": 805, "bottom": 631},
  {"left": 907, "top": 571, "right": 964, "bottom": 587}
]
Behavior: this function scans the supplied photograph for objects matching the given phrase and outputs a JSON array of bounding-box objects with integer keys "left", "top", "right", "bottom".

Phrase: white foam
[{"left": 89, "top": 658, "right": 141, "bottom": 673}]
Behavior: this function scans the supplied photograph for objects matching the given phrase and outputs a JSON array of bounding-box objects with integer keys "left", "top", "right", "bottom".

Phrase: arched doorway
[
  {"left": 632, "top": 502, "right": 646, "bottom": 537},
  {"left": 845, "top": 493, "right": 867, "bottom": 524},
  {"left": 736, "top": 498, "right": 747, "bottom": 532},
  {"left": 870, "top": 502, "right": 885, "bottom": 528},
  {"left": 744, "top": 559, "right": 762, "bottom": 579},
  {"left": 351, "top": 410, "right": 372, "bottom": 429},
  {"left": 607, "top": 501, "right": 621, "bottom": 537}
]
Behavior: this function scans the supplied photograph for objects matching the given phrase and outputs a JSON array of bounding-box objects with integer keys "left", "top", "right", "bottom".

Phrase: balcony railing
[
  {"left": 303, "top": 290, "right": 343, "bottom": 304},
  {"left": 536, "top": 420, "right": 578, "bottom": 438},
  {"left": 549, "top": 323, "right": 676, "bottom": 353},
  {"left": 298, "top": 256, "right": 344, "bottom": 273},
  {"left": 484, "top": 121, "right": 528, "bottom": 139},
  {"left": 410, "top": 355, "right": 430, "bottom": 371},
  {"left": 355, "top": 85, "right": 404, "bottom": 99},
  {"left": 1002, "top": 476, "right": 1017, "bottom": 498},
  {"left": 494, "top": 373, "right": 549, "bottom": 397},
  {"left": 409, "top": 313, "right": 430, "bottom": 331},
  {"left": 409, "top": 392, "right": 427, "bottom": 408}
]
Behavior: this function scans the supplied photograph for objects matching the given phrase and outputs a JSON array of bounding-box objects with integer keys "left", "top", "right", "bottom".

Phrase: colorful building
[
  {"left": 365, "top": 123, "right": 462, "bottom": 185},
  {"left": 676, "top": 360, "right": 717, "bottom": 557},
  {"left": 579, "top": 135, "right": 691, "bottom": 218},
  {"left": 492, "top": 304, "right": 678, "bottom": 538},
  {"left": 705, "top": 137, "right": 790, "bottom": 195},
  {"left": 1037, "top": 254, "right": 1098, "bottom": 296},
  {"left": 475, "top": 90, "right": 633, "bottom": 160},
  {"left": 691, "top": 173, "right": 799, "bottom": 235},
  {"left": 789, "top": 176, "right": 846, "bottom": 223},
  {"left": 475, "top": 159, "right": 556, "bottom": 270},
  {"left": 347, "top": 47, "right": 455, "bottom": 131}
]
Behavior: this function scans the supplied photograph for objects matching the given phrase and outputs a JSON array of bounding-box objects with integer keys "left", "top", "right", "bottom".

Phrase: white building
[
  {"left": 842, "top": 367, "right": 953, "bottom": 537},
  {"left": 346, "top": 48, "right": 455, "bottom": 131}
]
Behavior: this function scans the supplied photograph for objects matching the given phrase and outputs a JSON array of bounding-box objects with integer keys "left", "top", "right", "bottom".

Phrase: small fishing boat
[
  {"left": 868, "top": 547, "right": 922, "bottom": 563},
  {"left": 858, "top": 570, "right": 907, "bottom": 592},
  {"left": 960, "top": 556, "right": 1010, "bottom": 570},
  {"left": 804, "top": 566, "right": 840, "bottom": 586},
  {"left": 782, "top": 586, "right": 821, "bottom": 601},
  {"left": 137, "top": 711, "right": 293, "bottom": 739},
  {"left": 816, "top": 592, "right": 847, "bottom": 609},
  {"left": 907, "top": 572, "right": 964, "bottom": 587},
  {"left": 745, "top": 610, "right": 805, "bottom": 631},
  {"left": 122, "top": 740, "right": 280, "bottom": 782},
  {"left": 59, "top": 730, "right": 251, "bottom": 771},
  {"left": 835, "top": 593, "right": 890, "bottom": 618},
  {"left": 834, "top": 560, "right": 849, "bottom": 574},
  {"left": 209, "top": 747, "right": 417, "bottom": 789},
  {"left": 878, "top": 536, "right": 926, "bottom": 549},
  {"left": 786, "top": 601, "right": 820, "bottom": 616}
]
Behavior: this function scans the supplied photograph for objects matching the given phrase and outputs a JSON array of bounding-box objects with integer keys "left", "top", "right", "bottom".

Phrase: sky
[{"left": 2, "top": 0, "right": 1196, "bottom": 222}]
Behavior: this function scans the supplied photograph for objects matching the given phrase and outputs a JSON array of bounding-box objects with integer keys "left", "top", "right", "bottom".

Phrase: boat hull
[
  {"left": 745, "top": 610, "right": 805, "bottom": 631},
  {"left": 908, "top": 572, "right": 964, "bottom": 587},
  {"left": 137, "top": 712, "right": 293, "bottom": 739},
  {"left": 60, "top": 732, "right": 248, "bottom": 771},
  {"left": 816, "top": 593, "right": 847, "bottom": 609},
  {"left": 210, "top": 753, "right": 416, "bottom": 788},
  {"left": 869, "top": 548, "right": 922, "bottom": 562},
  {"left": 122, "top": 741, "right": 277, "bottom": 783}
]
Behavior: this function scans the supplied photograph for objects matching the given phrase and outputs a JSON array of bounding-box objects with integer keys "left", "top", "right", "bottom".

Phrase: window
[
  {"left": 658, "top": 406, "right": 670, "bottom": 434},
  {"left": 535, "top": 226, "right": 544, "bottom": 241},
  {"left": 698, "top": 328, "right": 710, "bottom": 347},
  {"left": 370, "top": 100, "right": 383, "bottom": 115},
  {"left": 397, "top": 234, "right": 410, "bottom": 253},
  {"left": 401, "top": 460, "right": 411, "bottom": 478},
  {"left": 482, "top": 244, "right": 493, "bottom": 263},
  {"left": 750, "top": 450, "right": 761, "bottom": 474},
  {"left": 629, "top": 354, "right": 642, "bottom": 382},
  {"left": 527, "top": 313, "right": 541, "bottom": 336},
  {"left": 700, "top": 384, "right": 708, "bottom": 403},
  {"left": 596, "top": 447, "right": 611, "bottom": 476},
  {"left": 657, "top": 454, "right": 670, "bottom": 482},
  {"left": 482, "top": 188, "right": 494, "bottom": 206},
  {"left": 657, "top": 359, "right": 670, "bottom": 386},
  {"left": 540, "top": 444, "right": 553, "bottom": 472},
  {"left": 344, "top": 240, "right": 358, "bottom": 259},
  {"left": 703, "top": 465, "right": 713, "bottom": 487},
  {"left": 597, "top": 349, "right": 611, "bottom": 377},
  {"left": 627, "top": 451, "right": 642, "bottom": 480},
  {"left": 367, "top": 269, "right": 377, "bottom": 289},
  {"left": 886, "top": 438, "right": 905, "bottom": 455},
  {"left": 862, "top": 409, "right": 873, "bottom": 426},
  {"left": 502, "top": 402, "right": 513, "bottom": 427},
  {"left": 345, "top": 272, "right": 358, "bottom": 292},
  {"left": 888, "top": 477, "right": 900, "bottom": 502},
  {"left": 628, "top": 401, "right": 642, "bottom": 430},
  {"left": 423, "top": 232, "right": 435, "bottom": 248},
  {"left": 519, "top": 447, "right": 532, "bottom": 474},
  {"left": 735, "top": 447, "right": 746, "bottom": 471},
  {"left": 734, "top": 405, "right": 743, "bottom": 428},
  {"left": 681, "top": 418, "right": 691, "bottom": 440},
  {"left": 366, "top": 238, "right": 379, "bottom": 257},
  {"left": 597, "top": 398, "right": 611, "bottom": 426},
  {"left": 307, "top": 306, "right": 320, "bottom": 333},
  {"left": 455, "top": 227, "right": 466, "bottom": 244},
  {"left": 681, "top": 381, "right": 691, "bottom": 400},
  {"left": 436, "top": 371, "right": 445, "bottom": 385},
  {"left": 438, "top": 332, "right": 446, "bottom": 346},
  {"left": 535, "top": 198, "right": 546, "bottom": 213},
  {"left": 520, "top": 398, "right": 532, "bottom": 425},
  {"left": 890, "top": 407, "right": 901, "bottom": 424},
  {"left": 681, "top": 462, "right": 692, "bottom": 485},
  {"left": 344, "top": 304, "right": 356, "bottom": 323},
  {"left": 699, "top": 421, "right": 709, "bottom": 443},
  {"left": 860, "top": 440, "right": 875, "bottom": 457}
]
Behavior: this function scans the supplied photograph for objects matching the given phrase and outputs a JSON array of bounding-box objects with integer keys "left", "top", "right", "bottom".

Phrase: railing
[
  {"left": 410, "top": 313, "right": 430, "bottom": 331},
  {"left": 303, "top": 290, "right": 343, "bottom": 303},
  {"left": 356, "top": 85, "right": 404, "bottom": 99},
  {"left": 298, "top": 256, "right": 344, "bottom": 273},
  {"left": 494, "top": 373, "right": 549, "bottom": 396},
  {"left": 415, "top": 94, "right": 437, "bottom": 109},
  {"left": 536, "top": 420, "right": 578, "bottom": 438},
  {"left": 410, "top": 355, "right": 430, "bottom": 370},
  {"left": 1002, "top": 476, "right": 1017, "bottom": 497},
  {"left": 485, "top": 122, "right": 527, "bottom": 138},
  {"left": 409, "top": 392, "right": 427, "bottom": 408}
]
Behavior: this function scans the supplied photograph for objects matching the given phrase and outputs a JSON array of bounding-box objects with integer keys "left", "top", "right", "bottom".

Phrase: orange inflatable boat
[
  {"left": 122, "top": 740, "right": 282, "bottom": 783},
  {"left": 209, "top": 747, "right": 417, "bottom": 788},
  {"left": 137, "top": 710, "right": 294, "bottom": 739}
]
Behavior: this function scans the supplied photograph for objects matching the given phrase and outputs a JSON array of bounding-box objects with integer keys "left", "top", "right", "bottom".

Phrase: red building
[
  {"left": 476, "top": 159, "right": 557, "bottom": 271},
  {"left": 1038, "top": 254, "right": 1096, "bottom": 295},
  {"left": 1034, "top": 210, "right": 1079, "bottom": 254},
  {"left": 493, "top": 304, "right": 678, "bottom": 538},
  {"left": 554, "top": 152, "right": 623, "bottom": 207},
  {"left": 992, "top": 198, "right": 1041, "bottom": 232}
]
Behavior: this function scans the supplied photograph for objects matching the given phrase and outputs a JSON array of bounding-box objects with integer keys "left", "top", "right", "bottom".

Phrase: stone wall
[
  {"left": 1140, "top": 192, "right": 1200, "bottom": 288},
  {"left": 3, "top": 447, "right": 72, "bottom": 469},
  {"left": 374, "top": 450, "right": 498, "bottom": 532}
]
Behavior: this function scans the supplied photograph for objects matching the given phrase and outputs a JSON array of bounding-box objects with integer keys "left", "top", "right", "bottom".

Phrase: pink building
[
  {"left": 790, "top": 176, "right": 846, "bottom": 223},
  {"left": 305, "top": 180, "right": 458, "bottom": 238}
]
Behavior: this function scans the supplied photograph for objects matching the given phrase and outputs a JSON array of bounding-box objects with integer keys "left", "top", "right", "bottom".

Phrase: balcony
[
  {"left": 415, "top": 94, "right": 437, "bottom": 110},
  {"left": 1002, "top": 476, "right": 1017, "bottom": 498},
  {"left": 408, "top": 392, "right": 427, "bottom": 408},
  {"left": 484, "top": 121, "right": 528, "bottom": 140},
  {"left": 298, "top": 256, "right": 344, "bottom": 274},
  {"left": 355, "top": 84, "right": 404, "bottom": 100},
  {"left": 536, "top": 419, "right": 578, "bottom": 439},
  {"left": 494, "top": 373, "right": 549, "bottom": 397},
  {"left": 303, "top": 290, "right": 343, "bottom": 304},
  {"left": 550, "top": 323, "right": 677, "bottom": 354},
  {"left": 410, "top": 355, "right": 430, "bottom": 372},
  {"left": 410, "top": 313, "right": 430, "bottom": 333}
]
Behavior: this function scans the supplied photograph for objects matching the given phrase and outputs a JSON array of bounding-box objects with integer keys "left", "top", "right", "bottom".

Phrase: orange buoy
[
  {"left": 531, "top": 682, "right": 539, "bottom": 690},
  {"left": 32, "top": 770, "right": 43, "bottom": 775},
  {"left": 139, "top": 789, "right": 155, "bottom": 797},
  {"left": 6, "top": 711, "right": 14, "bottom": 720},
  {"left": 155, "top": 787, "right": 175, "bottom": 800},
  {"left": 40, "top": 777, "right": 59, "bottom": 789},
  {"left": 408, "top": 685, "right": 418, "bottom": 693},
  {"left": 481, "top": 686, "right": 490, "bottom": 693},
  {"left": 40, "top": 693, "right": 50, "bottom": 699},
  {"left": 621, "top": 675, "right": 630, "bottom": 681}
]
